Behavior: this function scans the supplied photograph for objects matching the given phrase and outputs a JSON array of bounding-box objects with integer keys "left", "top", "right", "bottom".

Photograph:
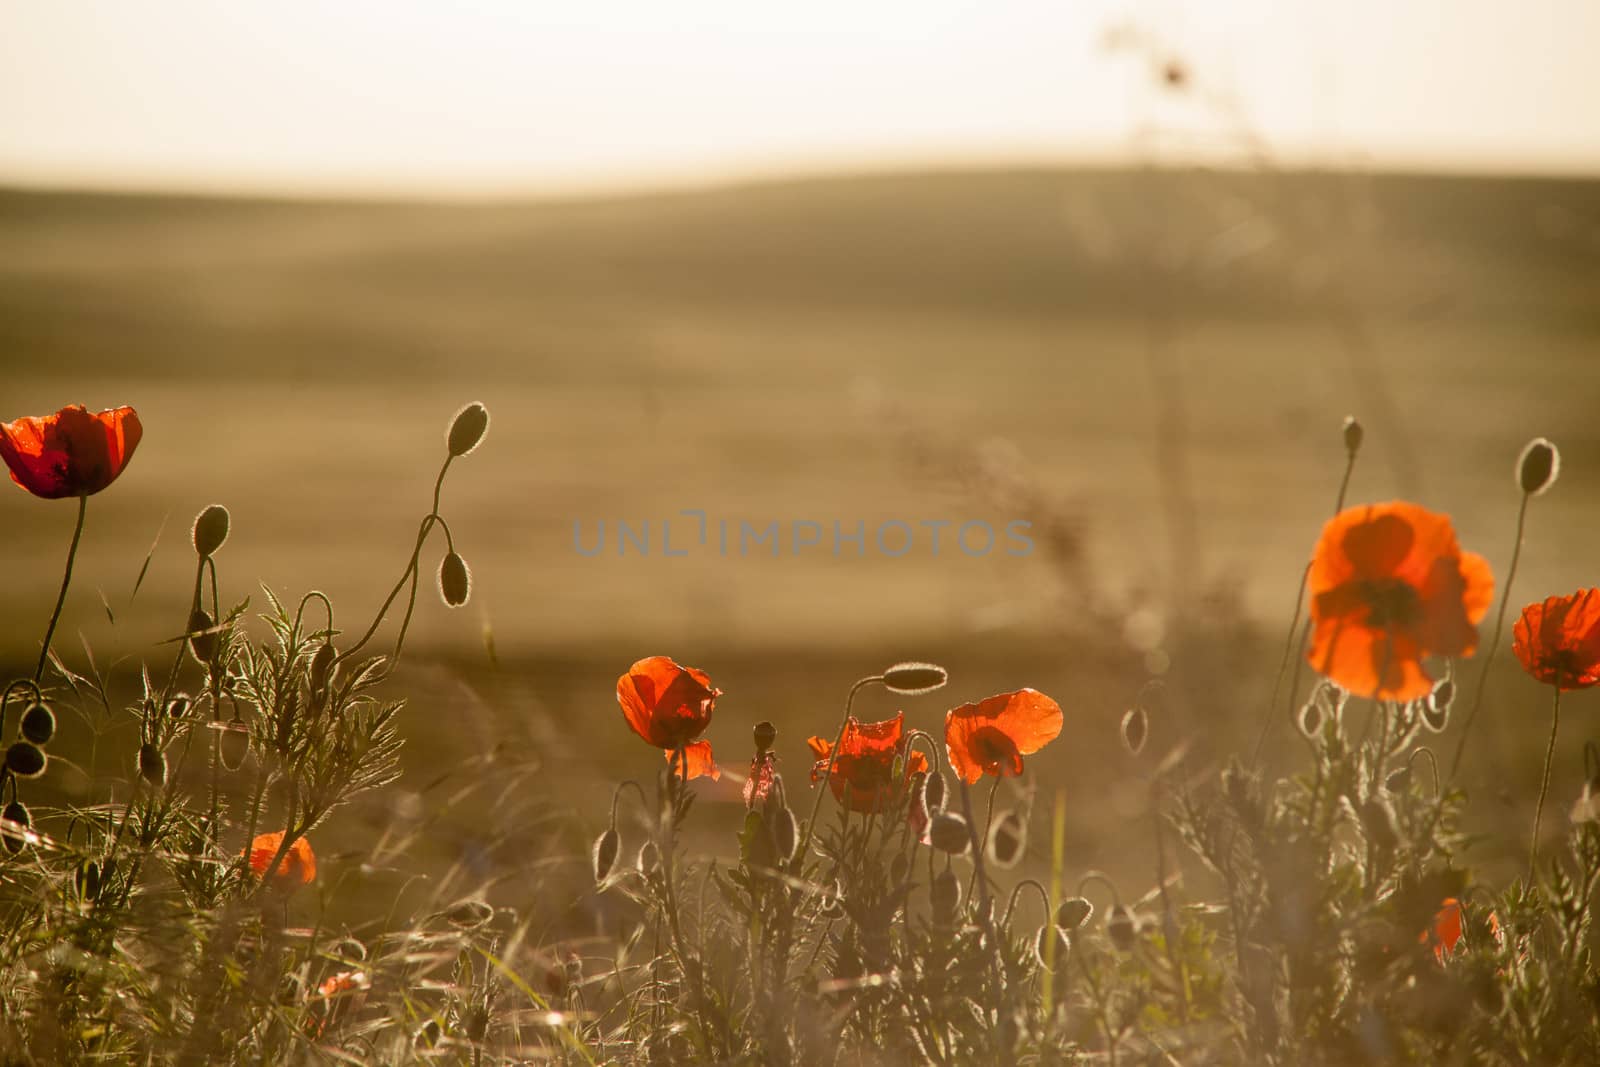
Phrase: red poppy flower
[
  {"left": 246, "top": 830, "right": 317, "bottom": 886},
  {"left": 0, "top": 404, "right": 142, "bottom": 499},
  {"left": 317, "top": 970, "right": 370, "bottom": 999},
  {"left": 1422, "top": 898, "right": 1464, "bottom": 963},
  {"left": 616, "top": 656, "right": 721, "bottom": 781},
  {"left": 807, "top": 711, "right": 929, "bottom": 813},
  {"left": 944, "top": 688, "right": 1063, "bottom": 785},
  {"left": 1307, "top": 502, "right": 1493, "bottom": 701},
  {"left": 1513, "top": 589, "right": 1600, "bottom": 691}
]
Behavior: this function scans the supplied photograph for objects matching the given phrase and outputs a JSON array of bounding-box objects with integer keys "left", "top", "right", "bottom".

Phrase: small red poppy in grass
[
  {"left": 1513, "top": 589, "right": 1600, "bottom": 691},
  {"left": 0, "top": 404, "right": 142, "bottom": 499},
  {"left": 807, "top": 711, "right": 928, "bottom": 813},
  {"left": 1307, "top": 502, "right": 1493, "bottom": 701},
  {"left": 616, "top": 656, "right": 721, "bottom": 781},
  {"left": 246, "top": 830, "right": 317, "bottom": 887},
  {"left": 944, "top": 688, "right": 1063, "bottom": 784},
  {"left": 1423, "top": 898, "right": 1465, "bottom": 963}
]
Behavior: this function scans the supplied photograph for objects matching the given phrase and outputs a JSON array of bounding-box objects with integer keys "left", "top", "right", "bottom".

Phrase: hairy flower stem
[
  {"left": 1528, "top": 687, "right": 1562, "bottom": 885},
  {"left": 1254, "top": 447, "right": 1356, "bottom": 764},
  {"left": 34, "top": 494, "right": 87, "bottom": 681},
  {"left": 966, "top": 776, "right": 1001, "bottom": 903},
  {"left": 958, "top": 777, "right": 1009, "bottom": 1063},
  {"left": 1451, "top": 490, "right": 1531, "bottom": 779}
]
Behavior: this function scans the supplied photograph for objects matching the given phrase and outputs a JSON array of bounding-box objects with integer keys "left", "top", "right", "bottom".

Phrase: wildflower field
[{"left": 3, "top": 171, "right": 1600, "bottom": 1064}]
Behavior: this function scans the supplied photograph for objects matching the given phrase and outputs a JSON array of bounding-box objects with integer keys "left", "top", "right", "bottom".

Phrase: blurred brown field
[{"left": 2, "top": 167, "right": 1599, "bottom": 906}]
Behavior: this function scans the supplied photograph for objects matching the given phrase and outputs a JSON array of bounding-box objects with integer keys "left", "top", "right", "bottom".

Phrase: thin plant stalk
[
  {"left": 1528, "top": 686, "right": 1562, "bottom": 885},
  {"left": 35, "top": 494, "right": 87, "bottom": 681},
  {"left": 1450, "top": 491, "right": 1530, "bottom": 779}
]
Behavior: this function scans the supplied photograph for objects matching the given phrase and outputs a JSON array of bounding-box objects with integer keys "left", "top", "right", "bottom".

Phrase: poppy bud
[
  {"left": 438, "top": 552, "right": 471, "bottom": 607},
  {"left": 1036, "top": 925, "right": 1071, "bottom": 970},
  {"left": 770, "top": 805, "right": 798, "bottom": 863},
  {"left": 5, "top": 741, "right": 46, "bottom": 779},
  {"left": 463, "top": 1004, "right": 489, "bottom": 1043},
  {"left": 415, "top": 1019, "right": 441, "bottom": 1050},
  {"left": 818, "top": 880, "right": 845, "bottom": 920},
  {"left": 1, "top": 799, "right": 30, "bottom": 853},
  {"left": 1056, "top": 896, "right": 1094, "bottom": 930},
  {"left": 1342, "top": 415, "right": 1364, "bottom": 455},
  {"left": 1517, "top": 437, "right": 1559, "bottom": 496},
  {"left": 1120, "top": 706, "right": 1148, "bottom": 756},
  {"left": 446, "top": 899, "right": 494, "bottom": 928},
  {"left": 1297, "top": 697, "right": 1324, "bottom": 740},
  {"left": 1107, "top": 905, "right": 1138, "bottom": 951},
  {"left": 928, "top": 811, "right": 971, "bottom": 855},
  {"left": 74, "top": 859, "right": 101, "bottom": 901},
  {"left": 1385, "top": 767, "right": 1412, "bottom": 795},
  {"left": 219, "top": 721, "right": 250, "bottom": 771},
  {"left": 188, "top": 608, "right": 217, "bottom": 666},
  {"left": 192, "top": 504, "right": 231, "bottom": 558},
  {"left": 447, "top": 402, "right": 491, "bottom": 457},
  {"left": 309, "top": 642, "right": 336, "bottom": 696},
  {"left": 139, "top": 742, "right": 167, "bottom": 787},
  {"left": 1360, "top": 795, "right": 1400, "bottom": 852},
  {"left": 637, "top": 840, "right": 661, "bottom": 876},
  {"left": 19, "top": 702, "right": 55, "bottom": 746},
  {"left": 753, "top": 720, "right": 776, "bottom": 754},
  {"left": 986, "top": 810, "right": 1026, "bottom": 869},
  {"left": 883, "top": 662, "right": 949, "bottom": 695},
  {"left": 167, "top": 694, "right": 191, "bottom": 720},
  {"left": 930, "top": 868, "right": 962, "bottom": 923},
  {"left": 923, "top": 770, "right": 947, "bottom": 812},
  {"left": 593, "top": 827, "right": 620, "bottom": 883}
]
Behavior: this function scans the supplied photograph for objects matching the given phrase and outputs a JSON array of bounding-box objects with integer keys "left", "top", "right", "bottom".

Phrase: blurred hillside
[{"left": 3, "top": 166, "right": 1598, "bottom": 884}]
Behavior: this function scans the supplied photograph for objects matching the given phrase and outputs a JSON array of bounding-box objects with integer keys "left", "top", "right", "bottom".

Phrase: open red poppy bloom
[
  {"left": 1513, "top": 589, "right": 1600, "bottom": 690},
  {"left": 1423, "top": 898, "right": 1464, "bottom": 963},
  {"left": 616, "top": 656, "right": 721, "bottom": 780},
  {"left": 807, "top": 712, "right": 928, "bottom": 813},
  {"left": 943, "top": 688, "right": 1062, "bottom": 785},
  {"left": 0, "top": 404, "right": 142, "bottom": 499},
  {"left": 1307, "top": 502, "right": 1493, "bottom": 701},
  {"left": 246, "top": 830, "right": 317, "bottom": 886}
]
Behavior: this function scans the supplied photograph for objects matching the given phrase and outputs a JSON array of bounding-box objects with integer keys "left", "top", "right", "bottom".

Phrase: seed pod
[
  {"left": 19, "top": 702, "right": 55, "bottom": 745},
  {"left": 1, "top": 799, "right": 30, "bottom": 853},
  {"left": 138, "top": 742, "right": 167, "bottom": 787},
  {"left": 928, "top": 811, "right": 971, "bottom": 855},
  {"left": 1036, "top": 925, "right": 1071, "bottom": 970},
  {"left": 1121, "top": 706, "right": 1148, "bottom": 756},
  {"left": 1056, "top": 896, "right": 1094, "bottom": 930},
  {"left": 463, "top": 1004, "right": 489, "bottom": 1043},
  {"left": 219, "top": 721, "right": 250, "bottom": 771},
  {"left": 438, "top": 552, "right": 471, "bottom": 607},
  {"left": 1107, "top": 904, "right": 1138, "bottom": 951},
  {"left": 1385, "top": 767, "right": 1412, "bottom": 795},
  {"left": 770, "top": 805, "right": 798, "bottom": 862},
  {"left": 1342, "top": 415, "right": 1364, "bottom": 455},
  {"left": 188, "top": 608, "right": 217, "bottom": 666},
  {"left": 987, "top": 810, "right": 1026, "bottom": 869},
  {"left": 753, "top": 720, "right": 776, "bottom": 753},
  {"left": 1297, "top": 697, "right": 1324, "bottom": 739},
  {"left": 637, "top": 840, "right": 661, "bottom": 876},
  {"left": 1517, "top": 437, "right": 1559, "bottom": 496},
  {"left": 445, "top": 899, "right": 494, "bottom": 928},
  {"left": 1422, "top": 683, "right": 1452, "bottom": 733},
  {"left": 923, "top": 770, "right": 947, "bottom": 812},
  {"left": 74, "top": 859, "right": 101, "bottom": 901},
  {"left": 593, "top": 827, "right": 620, "bottom": 883},
  {"left": 166, "top": 694, "right": 191, "bottom": 720},
  {"left": 883, "top": 662, "right": 949, "bottom": 695},
  {"left": 930, "top": 867, "right": 962, "bottom": 923},
  {"left": 447, "top": 402, "right": 491, "bottom": 456},
  {"left": 5, "top": 741, "right": 46, "bottom": 779},
  {"left": 192, "top": 504, "right": 231, "bottom": 558}
]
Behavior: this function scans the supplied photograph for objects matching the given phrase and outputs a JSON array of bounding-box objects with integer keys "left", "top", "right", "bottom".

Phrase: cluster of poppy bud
[{"left": 2, "top": 687, "right": 58, "bottom": 853}]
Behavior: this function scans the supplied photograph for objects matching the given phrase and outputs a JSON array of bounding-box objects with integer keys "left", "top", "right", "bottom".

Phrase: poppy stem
[
  {"left": 34, "top": 494, "right": 87, "bottom": 682},
  {"left": 1450, "top": 490, "right": 1531, "bottom": 780},
  {"left": 1527, "top": 686, "right": 1561, "bottom": 886}
]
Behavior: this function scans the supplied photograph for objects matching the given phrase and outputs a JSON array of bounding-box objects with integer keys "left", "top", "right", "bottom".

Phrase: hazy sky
[{"left": 3, "top": 0, "right": 1597, "bottom": 196}]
